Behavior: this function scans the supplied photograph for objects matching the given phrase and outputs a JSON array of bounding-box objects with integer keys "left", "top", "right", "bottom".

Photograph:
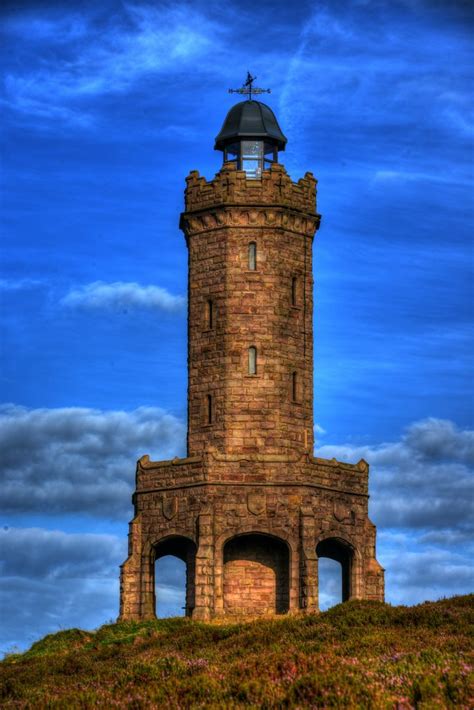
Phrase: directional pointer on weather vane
[{"left": 228, "top": 72, "right": 271, "bottom": 101}]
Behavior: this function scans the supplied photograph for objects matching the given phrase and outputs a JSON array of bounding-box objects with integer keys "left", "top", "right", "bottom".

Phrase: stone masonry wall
[
  {"left": 120, "top": 451, "right": 384, "bottom": 621},
  {"left": 223, "top": 534, "right": 289, "bottom": 615}
]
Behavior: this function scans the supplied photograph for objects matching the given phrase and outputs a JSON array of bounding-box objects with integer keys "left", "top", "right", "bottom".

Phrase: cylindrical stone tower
[{"left": 119, "top": 95, "right": 384, "bottom": 623}]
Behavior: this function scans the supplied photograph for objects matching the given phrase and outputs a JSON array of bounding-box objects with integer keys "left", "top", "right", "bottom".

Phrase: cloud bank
[
  {"left": 316, "top": 417, "right": 474, "bottom": 535},
  {"left": 0, "top": 526, "right": 185, "bottom": 655},
  {"left": 0, "top": 404, "right": 186, "bottom": 517},
  {"left": 60, "top": 281, "right": 186, "bottom": 312},
  {"left": 1, "top": 410, "right": 472, "bottom": 652}
]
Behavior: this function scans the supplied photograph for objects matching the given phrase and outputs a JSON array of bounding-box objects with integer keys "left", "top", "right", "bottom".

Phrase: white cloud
[
  {"left": 0, "top": 404, "right": 186, "bottom": 517},
  {"left": 60, "top": 281, "right": 186, "bottom": 312},
  {"left": 0, "top": 278, "right": 44, "bottom": 291}
]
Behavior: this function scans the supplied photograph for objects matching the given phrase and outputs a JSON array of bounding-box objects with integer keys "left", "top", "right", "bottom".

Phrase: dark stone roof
[{"left": 214, "top": 100, "right": 287, "bottom": 151}]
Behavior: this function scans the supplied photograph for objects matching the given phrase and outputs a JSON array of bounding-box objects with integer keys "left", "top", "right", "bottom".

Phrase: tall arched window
[
  {"left": 291, "top": 276, "right": 298, "bottom": 306},
  {"left": 154, "top": 536, "right": 196, "bottom": 618},
  {"left": 206, "top": 394, "right": 213, "bottom": 425},
  {"left": 206, "top": 299, "right": 213, "bottom": 329},
  {"left": 248, "top": 242, "right": 257, "bottom": 270},
  {"left": 292, "top": 371, "right": 298, "bottom": 402},
  {"left": 248, "top": 346, "right": 257, "bottom": 375},
  {"left": 316, "top": 538, "right": 354, "bottom": 607}
]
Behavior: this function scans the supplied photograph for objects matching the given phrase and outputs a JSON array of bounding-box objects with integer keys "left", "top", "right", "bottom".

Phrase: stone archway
[
  {"left": 223, "top": 533, "right": 290, "bottom": 616},
  {"left": 153, "top": 536, "right": 197, "bottom": 617},
  {"left": 316, "top": 537, "right": 355, "bottom": 603}
]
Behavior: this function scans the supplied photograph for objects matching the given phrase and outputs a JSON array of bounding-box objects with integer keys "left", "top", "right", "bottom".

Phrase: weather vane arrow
[{"left": 228, "top": 72, "right": 271, "bottom": 101}]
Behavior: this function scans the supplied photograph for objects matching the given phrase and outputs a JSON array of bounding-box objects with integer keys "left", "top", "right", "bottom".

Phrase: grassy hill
[{"left": 1, "top": 596, "right": 472, "bottom": 708}]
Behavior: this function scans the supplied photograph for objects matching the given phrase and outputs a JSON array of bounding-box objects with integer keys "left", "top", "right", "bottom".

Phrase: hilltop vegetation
[{"left": 1, "top": 596, "right": 472, "bottom": 709}]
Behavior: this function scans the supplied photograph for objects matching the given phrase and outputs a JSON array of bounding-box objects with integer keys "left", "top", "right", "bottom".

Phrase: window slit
[
  {"left": 248, "top": 242, "right": 257, "bottom": 270},
  {"left": 248, "top": 346, "right": 257, "bottom": 375},
  {"left": 291, "top": 276, "right": 297, "bottom": 306},
  {"left": 292, "top": 371, "right": 298, "bottom": 402},
  {"left": 207, "top": 299, "right": 213, "bottom": 329},
  {"left": 206, "top": 394, "right": 213, "bottom": 424}
]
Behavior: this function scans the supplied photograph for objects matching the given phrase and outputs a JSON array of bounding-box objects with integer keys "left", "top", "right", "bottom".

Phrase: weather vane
[{"left": 228, "top": 72, "right": 271, "bottom": 101}]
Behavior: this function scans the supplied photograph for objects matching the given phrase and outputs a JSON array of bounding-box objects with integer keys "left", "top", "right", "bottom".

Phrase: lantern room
[{"left": 214, "top": 100, "right": 287, "bottom": 179}]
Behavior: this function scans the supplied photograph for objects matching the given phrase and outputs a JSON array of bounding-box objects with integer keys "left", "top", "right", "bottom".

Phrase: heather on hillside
[{"left": 1, "top": 596, "right": 472, "bottom": 709}]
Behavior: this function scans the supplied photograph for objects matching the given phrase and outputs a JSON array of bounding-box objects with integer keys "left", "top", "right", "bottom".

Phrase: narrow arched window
[
  {"left": 206, "top": 394, "right": 213, "bottom": 424},
  {"left": 206, "top": 299, "right": 213, "bottom": 329},
  {"left": 292, "top": 371, "right": 298, "bottom": 402},
  {"left": 291, "top": 276, "right": 297, "bottom": 306},
  {"left": 248, "top": 346, "right": 257, "bottom": 375},
  {"left": 248, "top": 242, "right": 257, "bottom": 270}
]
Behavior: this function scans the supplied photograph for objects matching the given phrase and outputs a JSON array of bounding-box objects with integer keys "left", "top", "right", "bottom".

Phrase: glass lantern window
[{"left": 241, "top": 141, "right": 263, "bottom": 180}]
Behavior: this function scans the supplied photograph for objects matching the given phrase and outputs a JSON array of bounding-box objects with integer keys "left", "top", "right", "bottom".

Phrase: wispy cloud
[
  {"left": 2, "top": 4, "right": 224, "bottom": 123},
  {"left": 372, "top": 169, "right": 473, "bottom": 187},
  {"left": 3, "top": 14, "right": 89, "bottom": 43},
  {"left": 60, "top": 281, "right": 185, "bottom": 312},
  {"left": 0, "top": 278, "right": 44, "bottom": 291}
]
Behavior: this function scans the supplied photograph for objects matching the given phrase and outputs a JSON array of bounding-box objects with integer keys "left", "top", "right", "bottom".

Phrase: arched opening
[
  {"left": 316, "top": 538, "right": 354, "bottom": 608},
  {"left": 317, "top": 558, "right": 343, "bottom": 610},
  {"left": 154, "top": 536, "right": 196, "bottom": 618},
  {"left": 223, "top": 533, "right": 289, "bottom": 615}
]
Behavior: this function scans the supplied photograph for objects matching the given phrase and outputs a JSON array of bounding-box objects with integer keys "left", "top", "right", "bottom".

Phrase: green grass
[{"left": 1, "top": 596, "right": 473, "bottom": 708}]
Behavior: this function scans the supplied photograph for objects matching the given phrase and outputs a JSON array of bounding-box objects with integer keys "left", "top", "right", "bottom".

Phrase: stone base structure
[
  {"left": 119, "top": 98, "right": 384, "bottom": 621},
  {"left": 119, "top": 451, "right": 384, "bottom": 620}
]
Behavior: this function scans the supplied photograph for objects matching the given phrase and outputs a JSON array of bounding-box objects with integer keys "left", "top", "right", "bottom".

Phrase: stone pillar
[
  {"left": 139, "top": 544, "right": 156, "bottom": 620},
  {"left": 192, "top": 512, "right": 214, "bottom": 620},
  {"left": 364, "top": 558, "right": 385, "bottom": 600},
  {"left": 362, "top": 520, "right": 385, "bottom": 601},
  {"left": 118, "top": 515, "right": 143, "bottom": 621},
  {"left": 299, "top": 509, "right": 319, "bottom": 612}
]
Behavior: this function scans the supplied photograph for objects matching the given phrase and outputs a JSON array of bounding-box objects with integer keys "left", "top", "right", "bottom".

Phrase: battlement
[{"left": 183, "top": 162, "right": 318, "bottom": 215}]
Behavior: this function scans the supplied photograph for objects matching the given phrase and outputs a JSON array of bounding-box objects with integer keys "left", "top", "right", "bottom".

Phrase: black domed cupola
[{"left": 215, "top": 73, "right": 287, "bottom": 179}]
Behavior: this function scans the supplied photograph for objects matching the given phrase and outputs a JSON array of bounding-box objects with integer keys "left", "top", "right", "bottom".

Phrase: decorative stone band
[
  {"left": 133, "top": 480, "right": 370, "bottom": 498},
  {"left": 180, "top": 205, "right": 321, "bottom": 240},
  {"left": 137, "top": 452, "right": 368, "bottom": 473}
]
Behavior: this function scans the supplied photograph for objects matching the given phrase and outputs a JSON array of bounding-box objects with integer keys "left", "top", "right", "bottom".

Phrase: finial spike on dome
[{"left": 228, "top": 72, "right": 271, "bottom": 101}]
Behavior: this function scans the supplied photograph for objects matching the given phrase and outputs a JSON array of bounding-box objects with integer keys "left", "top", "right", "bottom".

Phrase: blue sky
[{"left": 1, "top": 0, "right": 473, "bottom": 653}]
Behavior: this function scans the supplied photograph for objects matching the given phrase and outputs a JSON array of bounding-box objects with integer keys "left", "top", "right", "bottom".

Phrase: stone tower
[{"left": 119, "top": 97, "right": 384, "bottom": 621}]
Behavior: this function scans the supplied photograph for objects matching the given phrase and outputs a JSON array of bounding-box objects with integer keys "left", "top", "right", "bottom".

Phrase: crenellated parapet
[{"left": 181, "top": 163, "right": 320, "bottom": 231}]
